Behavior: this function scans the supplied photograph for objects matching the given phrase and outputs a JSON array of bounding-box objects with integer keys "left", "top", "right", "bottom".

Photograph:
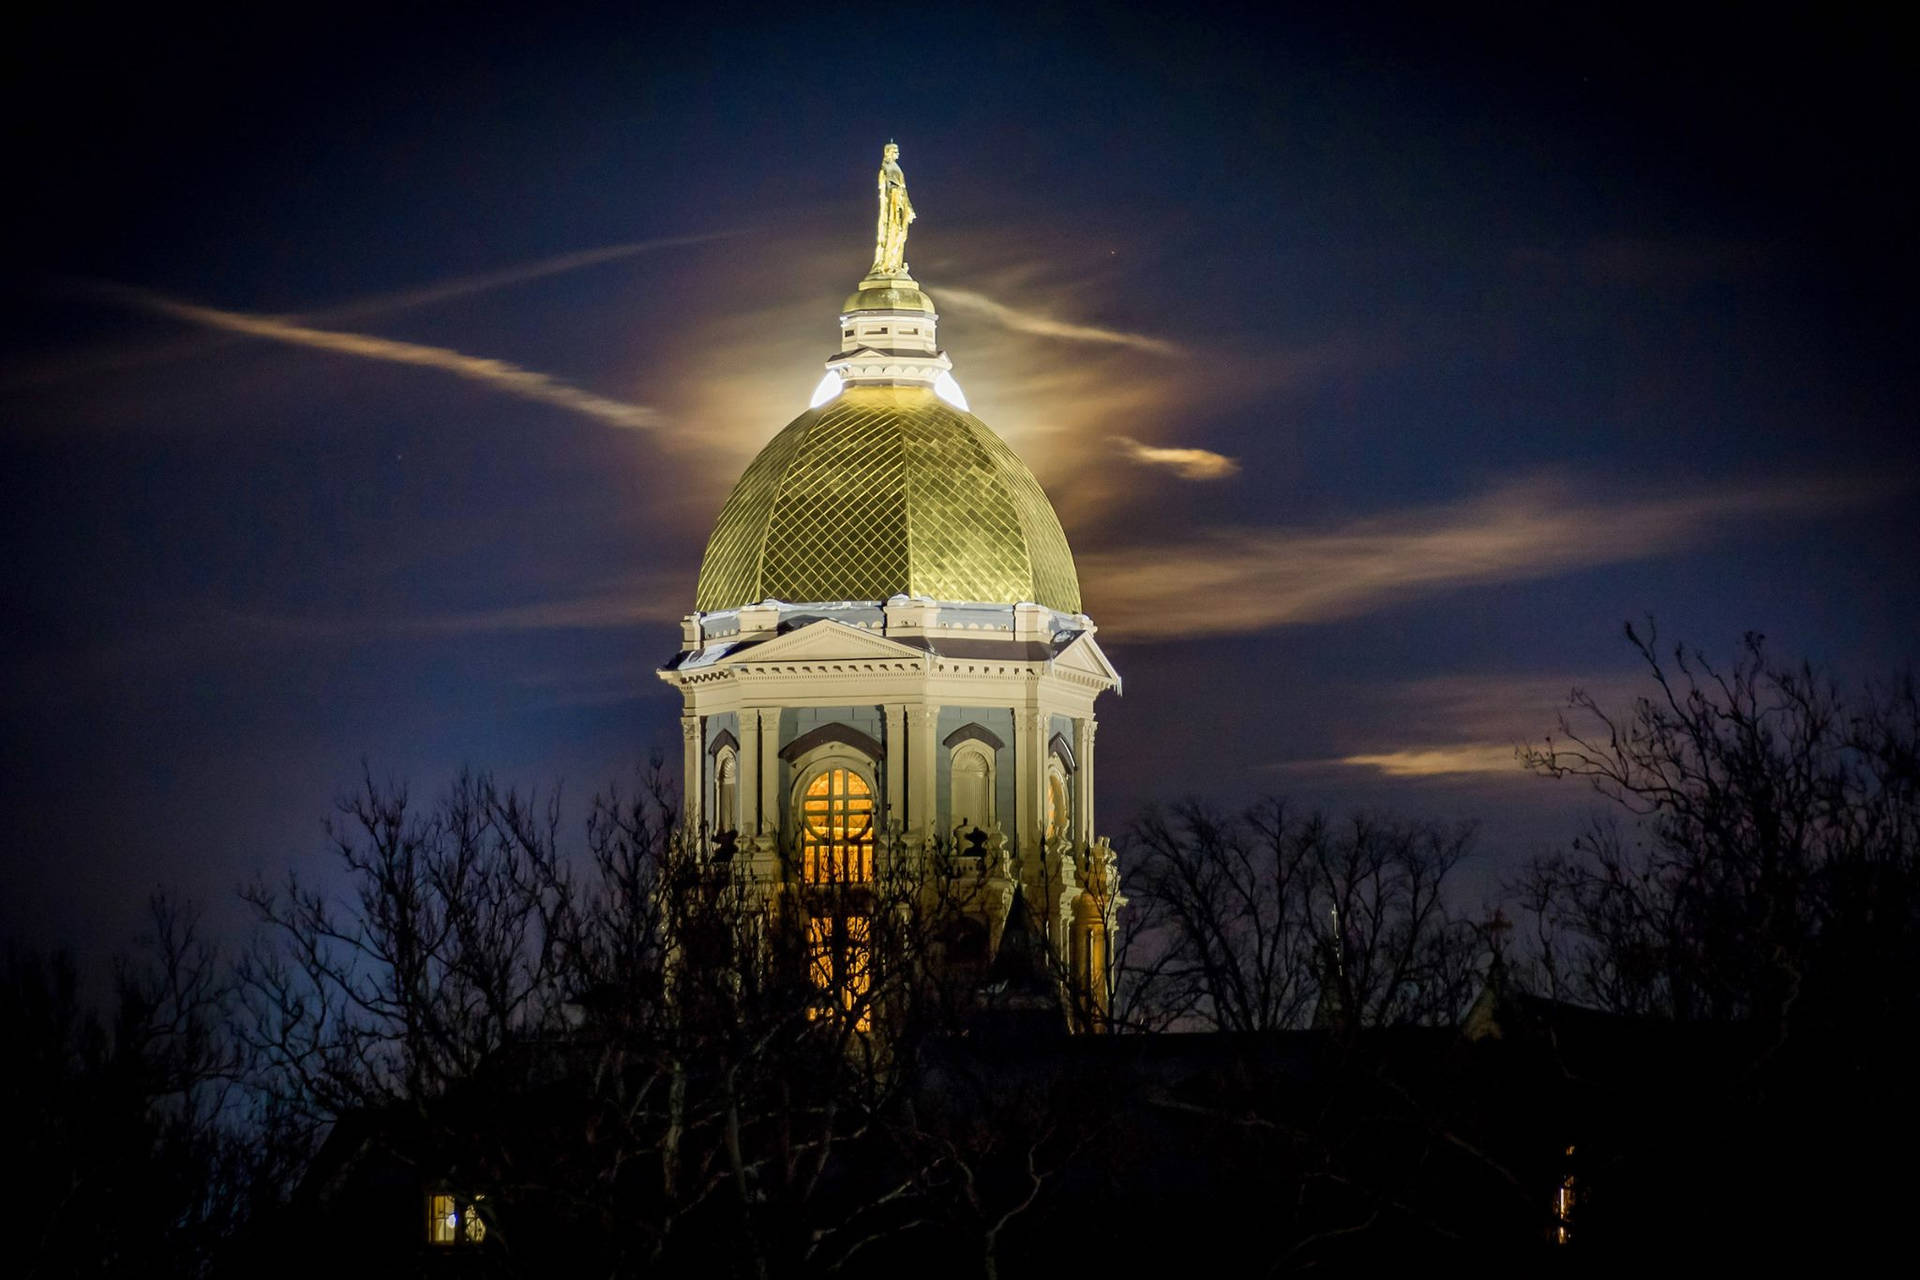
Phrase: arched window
[
  {"left": 797, "top": 765, "right": 875, "bottom": 1030},
  {"left": 713, "top": 746, "right": 738, "bottom": 836},
  {"left": 799, "top": 767, "right": 874, "bottom": 885},
  {"left": 951, "top": 743, "right": 994, "bottom": 833}
]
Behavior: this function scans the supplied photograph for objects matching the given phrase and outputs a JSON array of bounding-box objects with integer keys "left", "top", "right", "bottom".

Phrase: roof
[
  {"left": 695, "top": 384, "right": 1081, "bottom": 612},
  {"left": 840, "top": 280, "right": 936, "bottom": 315}
]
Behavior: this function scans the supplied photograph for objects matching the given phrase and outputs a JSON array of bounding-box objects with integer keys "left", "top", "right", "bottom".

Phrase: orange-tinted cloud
[
  {"left": 309, "top": 231, "right": 745, "bottom": 321},
  {"left": 1079, "top": 473, "right": 1899, "bottom": 638},
  {"left": 936, "top": 285, "right": 1181, "bottom": 355},
  {"left": 1333, "top": 744, "right": 1525, "bottom": 777},
  {"left": 110, "top": 288, "right": 662, "bottom": 431},
  {"left": 1109, "top": 435, "right": 1240, "bottom": 480}
]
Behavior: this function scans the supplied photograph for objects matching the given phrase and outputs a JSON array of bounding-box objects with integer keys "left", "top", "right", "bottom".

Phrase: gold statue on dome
[{"left": 871, "top": 141, "right": 915, "bottom": 276}]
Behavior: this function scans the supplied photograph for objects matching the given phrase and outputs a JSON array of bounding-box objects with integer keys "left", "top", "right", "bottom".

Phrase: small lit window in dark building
[
  {"left": 1554, "top": 1146, "right": 1576, "bottom": 1245},
  {"left": 428, "top": 1193, "right": 487, "bottom": 1245}
]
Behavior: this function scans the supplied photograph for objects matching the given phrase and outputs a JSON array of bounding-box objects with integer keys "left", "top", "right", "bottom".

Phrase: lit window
[
  {"left": 808, "top": 911, "right": 873, "bottom": 1031},
  {"left": 801, "top": 768, "right": 874, "bottom": 885},
  {"left": 427, "top": 1193, "right": 486, "bottom": 1246},
  {"left": 800, "top": 767, "right": 876, "bottom": 1029},
  {"left": 1555, "top": 1145, "right": 1576, "bottom": 1245}
]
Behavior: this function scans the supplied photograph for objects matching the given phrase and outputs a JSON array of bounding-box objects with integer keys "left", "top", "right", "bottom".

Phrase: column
[
  {"left": 884, "top": 703, "right": 907, "bottom": 829},
  {"left": 737, "top": 708, "right": 762, "bottom": 836},
  {"left": 758, "top": 706, "right": 781, "bottom": 836},
  {"left": 681, "top": 713, "right": 704, "bottom": 837},
  {"left": 1016, "top": 706, "right": 1047, "bottom": 857},
  {"left": 905, "top": 703, "right": 939, "bottom": 838},
  {"left": 1075, "top": 716, "right": 1097, "bottom": 841}
]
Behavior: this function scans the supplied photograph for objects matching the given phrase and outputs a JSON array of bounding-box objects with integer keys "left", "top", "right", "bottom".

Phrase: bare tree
[
  {"left": 235, "top": 766, "right": 577, "bottom": 1120},
  {"left": 236, "top": 764, "right": 1103, "bottom": 1278},
  {"left": 10, "top": 896, "right": 283, "bottom": 1279},
  {"left": 1517, "top": 623, "right": 1920, "bottom": 1032},
  {"left": 1509, "top": 625, "right": 1920, "bottom": 1260},
  {"left": 1122, "top": 799, "right": 1482, "bottom": 1032}
]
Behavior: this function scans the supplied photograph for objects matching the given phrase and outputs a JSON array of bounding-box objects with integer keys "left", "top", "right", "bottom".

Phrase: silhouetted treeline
[
  {"left": 7, "top": 627, "right": 1916, "bottom": 1275},
  {"left": 6, "top": 900, "right": 302, "bottom": 1280}
]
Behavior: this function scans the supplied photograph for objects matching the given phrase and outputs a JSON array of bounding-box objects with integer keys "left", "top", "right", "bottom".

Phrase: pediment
[
  {"left": 1051, "top": 632, "right": 1122, "bottom": 691},
  {"left": 709, "top": 618, "right": 925, "bottom": 666}
]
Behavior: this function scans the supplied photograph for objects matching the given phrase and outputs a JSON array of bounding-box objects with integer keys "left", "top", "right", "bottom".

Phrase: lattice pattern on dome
[
  {"left": 695, "top": 386, "right": 1081, "bottom": 613},
  {"left": 696, "top": 415, "right": 812, "bottom": 611},
  {"left": 760, "top": 397, "right": 911, "bottom": 605},
  {"left": 965, "top": 421, "right": 1082, "bottom": 613}
]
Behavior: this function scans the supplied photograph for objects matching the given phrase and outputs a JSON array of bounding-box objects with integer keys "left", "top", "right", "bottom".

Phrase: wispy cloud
[
  {"left": 1109, "top": 435, "right": 1240, "bottom": 480},
  {"left": 390, "top": 592, "right": 688, "bottom": 634},
  {"left": 24, "top": 236, "right": 735, "bottom": 392},
  {"left": 937, "top": 285, "right": 1181, "bottom": 355},
  {"left": 1333, "top": 744, "right": 1525, "bottom": 778},
  {"left": 1080, "top": 473, "right": 1900, "bottom": 639},
  {"left": 311, "top": 231, "right": 745, "bottom": 321},
  {"left": 112, "top": 288, "right": 661, "bottom": 431}
]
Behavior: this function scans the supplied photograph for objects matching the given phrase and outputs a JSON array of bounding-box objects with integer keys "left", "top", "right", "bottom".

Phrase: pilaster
[
  {"left": 758, "top": 706, "right": 781, "bottom": 836},
  {"left": 1075, "top": 716, "right": 1097, "bottom": 842},
  {"left": 737, "top": 708, "right": 764, "bottom": 836},
  {"left": 905, "top": 703, "right": 939, "bottom": 839},
  {"left": 884, "top": 703, "right": 907, "bottom": 829},
  {"left": 1017, "top": 706, "right": 1047, "bottom": 866},
  {"left": 681, "top": 713, "right": 704, "bottom": 837}
]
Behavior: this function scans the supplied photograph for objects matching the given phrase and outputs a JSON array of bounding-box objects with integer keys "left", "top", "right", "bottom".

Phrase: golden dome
[{"left": 696, "top": 384, "right": 1081, "bottom": 613}]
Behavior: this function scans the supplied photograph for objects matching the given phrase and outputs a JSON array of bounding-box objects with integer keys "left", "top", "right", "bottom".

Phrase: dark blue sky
[{"left": 4, "top": 3, "right": 1915, "bottom": 953}]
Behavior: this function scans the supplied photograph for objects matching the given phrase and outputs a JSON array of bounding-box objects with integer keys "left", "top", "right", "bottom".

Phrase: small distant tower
[{"left": 658, "top": 143, "right": 1121, "bottom": 1028}]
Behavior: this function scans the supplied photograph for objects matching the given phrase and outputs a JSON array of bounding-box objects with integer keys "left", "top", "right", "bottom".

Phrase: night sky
[{"left": 5, "top": 4, "right": 1915, "bottom": 955}]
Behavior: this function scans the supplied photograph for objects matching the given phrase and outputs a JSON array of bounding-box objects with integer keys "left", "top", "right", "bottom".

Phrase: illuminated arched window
[
  {"left": 799, "top": 765, "right": 875, "bottom": 1030},
  {"left": 951, "top": 743, "right": 994, "bottom": 833},
  {"left": 800, "top": 767, "right": 874, "bottom": 885},
  {"left": 713, "top": 746, "right": 738, "bottom": 835}
]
